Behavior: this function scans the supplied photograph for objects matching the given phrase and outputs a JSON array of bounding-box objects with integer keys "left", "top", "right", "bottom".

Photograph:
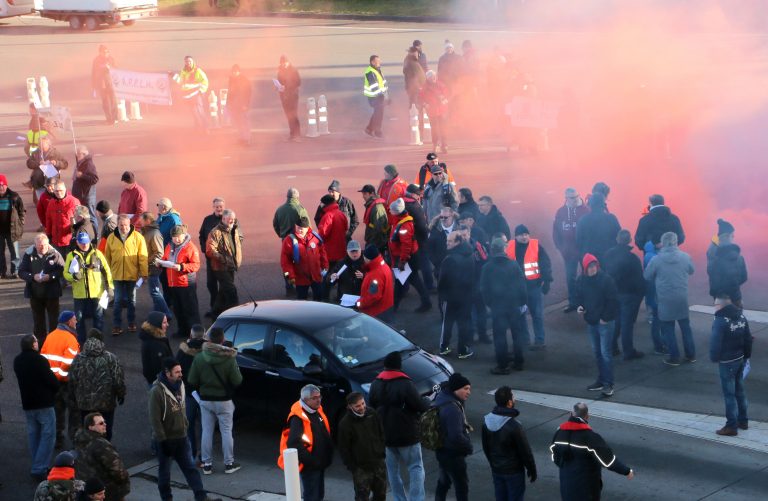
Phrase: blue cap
[
  {"left": 58, "top": 311, "right": 76, "bottom": 323},
  {"left": 76, "top": 232, "right": 91, "bottom": 245}
]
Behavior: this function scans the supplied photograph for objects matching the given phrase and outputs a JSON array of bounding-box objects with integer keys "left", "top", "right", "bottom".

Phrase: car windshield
[{"left": 313, "top": 314, "right": 414, "bottom": 367}]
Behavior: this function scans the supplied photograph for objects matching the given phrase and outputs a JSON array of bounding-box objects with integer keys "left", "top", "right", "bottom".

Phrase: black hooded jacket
[
  {"left": 438, "top": 242, "right": 475, "bottom": 303},
  {"left": 602, "top": 244, "right": 646, "bottom": 296},
  {"left": 707, "top": 243, "right": 747, "bottom": 302},
  {"left": 477, "top": 205, "right": 511, "bottom": 240},
  {"left": 576, "top": 201, "right": 621, "bottom": 262},
  {"left": 479, "top": 254, "right": 528, "bottom": 312},
  {"left": 575, "top": 256, "right": 619, "bottom": 325},
  {"left": 369, "top": 370, "right": 429, "bottom": 447},
  {"left": 482, "top": 406, "right": 537, "bottom": 476},
  {"left": 634, "top": 205, "right": 685, "bottom": 248}
]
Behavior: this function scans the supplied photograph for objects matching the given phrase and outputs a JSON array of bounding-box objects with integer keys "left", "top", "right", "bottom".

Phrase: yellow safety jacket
[
  {"left": 179, "top": 65, "right": 209, "bottom": 99},
  {"left": 363, "top": 65, "right": 387, "bottom": 99},
  {"left": 26, "top": 129, "right": 49, "bottom": 152}
]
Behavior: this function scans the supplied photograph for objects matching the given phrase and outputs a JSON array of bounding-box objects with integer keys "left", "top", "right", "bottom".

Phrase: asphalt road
[{"left": 1, "top": 13, "right": 767, "bottom": 500}]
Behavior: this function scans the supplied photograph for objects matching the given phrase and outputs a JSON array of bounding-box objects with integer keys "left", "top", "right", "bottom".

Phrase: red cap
[{"left": 0, "top": 174, "right": 8, "bottom": 186}]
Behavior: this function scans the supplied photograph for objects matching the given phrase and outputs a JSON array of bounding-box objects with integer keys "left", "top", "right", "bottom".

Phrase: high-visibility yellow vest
[
  {"left": 363, "top": 65, "right": 387, "bottom": 98},
  {"left": 179, "top": 65, "right": 209, "bottom": 99},
  {"left": 27, "top": 129, "right": 48, "bottom": 149}
]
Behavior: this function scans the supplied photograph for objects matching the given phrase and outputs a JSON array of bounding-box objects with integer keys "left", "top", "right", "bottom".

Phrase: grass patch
[{"left": 158, "top": 0, "right": 455, "bottom": 19}]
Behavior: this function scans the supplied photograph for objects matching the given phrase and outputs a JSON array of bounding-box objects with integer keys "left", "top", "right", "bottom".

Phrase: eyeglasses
[
  {"left": 156, "top": 204, "right": 165, "bottom": 208},
  {"left": 439, "top": 216, "right": 450, "bottom": 220},
  {"left": 94, "top": 421, "right": 106, "bottom": 426}
]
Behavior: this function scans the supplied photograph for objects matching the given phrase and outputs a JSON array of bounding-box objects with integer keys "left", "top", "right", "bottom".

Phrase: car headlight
[
  {"left": 361, "top": 383, "right": 372, "bottom": 394},
  {"left": 435, "top": 355, "right": 454, "bottom": 374}
]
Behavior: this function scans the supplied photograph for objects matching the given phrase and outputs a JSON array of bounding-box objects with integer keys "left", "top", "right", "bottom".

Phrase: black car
[{"left": 209, "top": 300, "right": 453, "bottom": 426}]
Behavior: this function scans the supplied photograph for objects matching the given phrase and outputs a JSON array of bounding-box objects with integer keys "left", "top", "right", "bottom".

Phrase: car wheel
[
  {"left": 68, "top": 16, "right": 82, "bottom": 30},
  {"left": 84, "top": 16, "right": 99, "bottom": 31},
  {"left": 123, "top": 20, "right": 135, "bottom": 26}
]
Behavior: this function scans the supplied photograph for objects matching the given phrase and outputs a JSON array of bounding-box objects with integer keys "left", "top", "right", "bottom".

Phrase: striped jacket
[{"left": 40, "top": 324, "right": 80, "bottom": 382}]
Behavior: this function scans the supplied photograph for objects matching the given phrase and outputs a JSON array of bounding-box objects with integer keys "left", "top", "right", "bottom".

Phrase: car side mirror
[
  {"left": 303, "top": 363, "right": 323, "bottom": 376},
  {"left": 400, "top": 329, "right": 408, "bottom": 338}
]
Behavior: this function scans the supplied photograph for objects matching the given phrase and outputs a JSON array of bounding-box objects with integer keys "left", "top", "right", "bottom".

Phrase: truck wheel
[
  {"left": 122, "top": 20, "right": 135, "bottom": 26},
  {"left": 84, "top": 16, "right": 99, "bottom": 31},
  {"left": 68, "top": 16, "right": 82, "bottom": 30}
]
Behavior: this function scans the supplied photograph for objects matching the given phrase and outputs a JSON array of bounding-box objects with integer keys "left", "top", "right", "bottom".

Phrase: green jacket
[
  {"left": 69, "top": 337, "right": 126, "bottom": 412},
  {"left": 188, "top": 342, "right": 243, "bottom": 401},
  {"left": 63, "top": 246, "right": 113, "bottom": 299},
  {"left": 273, "top": 197, "right": 309, "bottom": 239},
  {"left": 148, "top": 377, "right": 187, "bottom": 441},
  {"left": 73, "top": 428, "right": 130, "bottom": 500},
  {"left": 337, "top": 407, "right": 386, "bottom": 470}
]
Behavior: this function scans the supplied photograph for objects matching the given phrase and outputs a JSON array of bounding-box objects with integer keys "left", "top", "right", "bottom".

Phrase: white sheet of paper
[
  {"left": 68, "top": 258, "right": 80, "bottom": 275},
  {"left": 273, "top": 78, "right": 285, "bottom": 91},
  {"left": 743, "top": 359, "right": 751, "bottom": 380},
  {"left": 331, "top": 264, "right": 348, "bottom": 283},
  {"left": 39, "top": 162, "right": 58, "bottom": 179},
  {"left": 192, "top": 390, "right": 201, "bottom": 404},
  {"left": 135, "top": 277, "right": 144, "bottom": 289},
  {"left": 98, "top": 291, "right": 109, "bottom": 309},
  {"left": 156, "top": 259, "right": 176, "bottom": 269},
  {"left": 393, "top": 263, "right": 412, "bottom": 285},
  {"left": 340, "top": 294, "right": 360, "bottom": 307}
]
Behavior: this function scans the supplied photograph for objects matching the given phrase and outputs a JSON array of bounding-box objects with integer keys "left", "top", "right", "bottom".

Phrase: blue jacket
[
  {"left": 709, "top": 304, "right": 752, "bottom": 363},
  {"left": 157, "top": 210, "right": 183, "bottom": 246},
  {"left": 433, "top": 388, "right": 473, "bottom": 456}
]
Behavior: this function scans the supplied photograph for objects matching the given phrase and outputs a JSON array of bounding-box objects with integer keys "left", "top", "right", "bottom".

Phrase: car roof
[{"left": 218, "top": 300, "right": 359, "bottom": 332}]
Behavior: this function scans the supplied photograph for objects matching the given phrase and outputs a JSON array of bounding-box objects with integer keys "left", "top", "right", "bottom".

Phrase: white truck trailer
[{"left": 34, "top": 0, "right": 158, "bottom": 30}]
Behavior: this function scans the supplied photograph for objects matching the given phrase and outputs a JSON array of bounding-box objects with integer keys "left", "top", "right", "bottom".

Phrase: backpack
[{"left": 419, "top": 400, "right": 456, "bottom": 450}]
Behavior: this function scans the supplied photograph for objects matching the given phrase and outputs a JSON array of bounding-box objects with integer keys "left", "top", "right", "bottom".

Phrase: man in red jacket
[
  {"left": 317, "top": 194, "right": 349, "bottom": 267},
  {"left": 162, "top": 225, "right": 201, "bottom": 338},
  {"left": 281, "top": 217, "right": 329, "bottom": 301},
  {"left": 45, "top": 181, "right": 78, "bottom": 255},
  {"left": 389, "top": 198, "right": 431, "bottom": 313},
  {"left": 357, "top": 245, "right": 395, "bottom": 322},
  {"left": 377, "top": 164, "right": 408, "bottom": 224}
]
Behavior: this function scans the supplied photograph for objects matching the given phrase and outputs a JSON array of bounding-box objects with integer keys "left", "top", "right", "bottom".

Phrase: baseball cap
[{"left": 358, "top": 184, "right": 376, "bottom": 194}]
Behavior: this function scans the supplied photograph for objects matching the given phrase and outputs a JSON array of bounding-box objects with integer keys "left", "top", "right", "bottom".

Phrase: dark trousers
[
  {"left": 186, "top": 394, "right": 201, "bottom": 460},
  {"left": 491, "top": 308, "right": 525, "bottom": 369},
  {"left": 53, "top": 382, "right": 78, "bottom": 446},
  {"left": 435, "top": 449, "right": 469, "bottom": 501},
  {"left": 30, "top": 296, "right": 59, "bottom": 343},
  {"left": 352, "top": 461, "right": 387, "bottom": 501},
  {"left": 74, "top": 297, "right": 104, "bottom": 346},
  {"left": 205, "top": 258, "right": 218, "bottom": 310},
  {"left": 185, "top": 94, "right": 208, "bottom": 130},
  {"left": 0, "top": 234, "right": 19, "bottom": 274},
  {"left": 440, "top": 300, "right": 473, "bottom": 355},
  {"left": 417, "top": 247, "right": 435, "bottom": 290},
  {"left": 98, "top": 87, "right": 117, "bottom": 122},
  {"left": 212, "top": 270, "right": 238, "bottom": 318},
  {"left": 394, "top": 256, "right": 430, "bottom": 308},
  {"left": 80, "top": 409, "right": 114, "bottom": 441},
  {"left": 613, "top": 293, "right": 642, "bottom": 356},
  {"left": 281, "top": 93, "right": 301, "bottom": 138},
  {"left": 156, "top": 437, "right": 207, "bottom": 501},
  {"left": 562, "top": 255, "right": 579, "bottom": 307},
  {"left": 168, "top": 285, "right": 201, "bottom": 337},
  {"left": 296, "top": 282, "right": 323, "bottom": 301},
  {"left": 301, "top": 468, "right": 326, "bottom": 501},
  {"left": 472, "top": 291, "right": 488, "bottom": 339},
  {"left": 430, "top": 114, "right": 447, "bottom": 149},
  {"left": 367, "top": 97, "right": 385, "bottom": 134},
  {"left": 492, "top": 471, "right": 525, "bottom": 501}
]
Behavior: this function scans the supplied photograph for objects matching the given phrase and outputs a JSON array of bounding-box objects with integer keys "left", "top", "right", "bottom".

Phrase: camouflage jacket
[
  {"left": 68, "top": 337, "right": 126, "bottom": 411},
  {"left": 33, "top": 477, "right": 83, "bottom": 501},
  {"left": 73, "top": 428, "right": 131, "bottom": 501}
]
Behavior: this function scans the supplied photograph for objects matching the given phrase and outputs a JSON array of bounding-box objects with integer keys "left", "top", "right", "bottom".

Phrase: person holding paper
[
  {"left": 140, "top": 212, "right": 174, "bottom": 321},
  {"left": 26, "top": 135, "right": 68, "bottom": 203},
  {"left": 281, "top": 217, "right": 328, "bottom": 301},
  {"left": 104, "top": 215, "right": 148, "bottom": 336},
  {"left": 327, "top": 240, "right": 364, "bottom": 303},
  {"left": 357, "top": 245, "right": 394, "bottom": 322},
  {"left": 162, "top": 225, "right": 201, "bottom": 339},
  {"left": 63, "top": 232, "right": 113, "bottom": 345},
  {"left": 19, "top": 233, "right": 65, "bottom": 344},
  {"left": 388, "top": 198, "right": 431, "bottom": 313},
  {"left": 710, "top": 295, "right": 752, "bottom": 437}
]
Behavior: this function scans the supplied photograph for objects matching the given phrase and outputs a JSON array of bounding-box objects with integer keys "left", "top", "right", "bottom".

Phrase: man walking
[
  {"left": 117, "top": 171, "right": 147, "bottom": 228},
  {"left": 707, "top": 219, "right": 748, "bottom": 307},
  {"left": 575, "top": 254, "right": 619, "bottom": 397},
  {"left": 72, "top": 145, "right": 99, "bottom": 231},
  {"left": 369, "top": 351, "right": 428, "bottom": 501},
  {"left": 19, "top": 233, "right": 65, "bottom": 344},
  {"left": 419, "top": 70, "right": 450, "bottom": 153},
  {"left": 178, "top": 55, "right": 210, "bottom": 131},
  {"left": 403, "top": 46, "right": 426, "bottom": 139},
  {"left": 644, "top": 232, "right": 695, "bottom": 366},
  {"left": 91, "top": 45, "right": 117, "bottom": 124},
  {"left": 550, "top": 403, "right": 634, "bottom": 500},
  {"left": 389, "top": 198, "right": 431, "bottom": 313},
  {"left": 482, "top": 386, "right": 537, "bottom": 500},
  {"left": 278, "top": 384, "right": 334, "bottom": 501},
  {"left": 337, "top": 392, "right": 387, "bottom": 501},
  {"left": 149, "top": 358, "right": 218, "bottom": 501},
  {"left": 200, "top": 197, "right": 226, "bottom": 313},
  {"left": 364, "top": 55, "right": 389, "bottom": 138},
  {"left": 206, "top": 209, "right": 243, "bottom": 317},
  {"left": 710, "top": 295, "right": 752, "bottom": 436},
  {"left": 553, "top": 188, "right": 588, "bottom": 312},
  {"left": 480, "top": 238, "right": 528, "bottom": 374},
  {"left": 140, "top": 212, "right": 174, "bottom": 321},
  {"left": 104, "top": 214, "right": 148, "bottom": 335},
  {"left": 433, "top": 373, "right": 473, "bottom": 501},
  {"left": 0, "top": 173, "right": 25, "bottom": 279},
  {"left": 227, "top": 64, "right": 252, "bottom": 144},
  {"left": 276, "top": 55, "right": 301, "bottom": 140},
  {"left": 189, "top": 327, "right": 243, "bottom": 475},
  {"left": 14, "top": 334, "right": 59, "bottom": 482},
  {"left": 73, "top": 412, "right": 130, "bottom": 500},
  {"left": 438, "top": 232, "right": 475, "bottom": 359},
  {"left": 576, "top": 193, "right": 621, "bottom": 263},
  {"left": 45, "top": 181, "right": 79, "bottom": 255}
]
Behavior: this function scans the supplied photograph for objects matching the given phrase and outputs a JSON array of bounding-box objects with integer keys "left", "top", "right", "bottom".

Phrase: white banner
[
  {"left": 505, "top": 96, "right": 560, "bottom": 129},
  {"left": 39, "top": 105, "right": 72, "bottom": 132},
  {"left": 110, "top": 69, "right": 172, "bottom": 106}
]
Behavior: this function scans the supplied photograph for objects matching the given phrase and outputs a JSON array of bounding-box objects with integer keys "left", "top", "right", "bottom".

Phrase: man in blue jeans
[
  {"left": 14, "top": 333, "right": 60, "bottom": 482},
  {"left": 710, "top": 295, "right": 752, "bottom": 436},
  {"left": 140, "top": 212, "right": 173, "bottom": 321},
  {"left": 576, "top": 254, "right": 619, "bottom": 397}
]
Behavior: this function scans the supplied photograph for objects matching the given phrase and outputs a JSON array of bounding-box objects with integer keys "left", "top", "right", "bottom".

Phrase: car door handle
[{"left": 265, "top": 371, "right": 279, "bottom": 377}]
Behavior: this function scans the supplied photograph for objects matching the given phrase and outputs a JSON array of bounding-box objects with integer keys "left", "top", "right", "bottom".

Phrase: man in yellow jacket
[
  {"left": 178, "top": 55, "right": 209, "bottom": 131},
  {"left": 104, "top": 214, "right": 148, "bottom": 335}
]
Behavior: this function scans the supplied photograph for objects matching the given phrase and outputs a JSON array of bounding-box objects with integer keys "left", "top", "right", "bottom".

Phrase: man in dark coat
[
  {"left": 427, "top": 206, "right": 458, "bottom": 279},
  {"left": 603, "top": 230, "right": 646, "bottom": 360},
  {"left": 337, "top": 392, "right": 387, "bottom": 501},
  {"left": 369, "top": 351, "right": 429, "bottom": 501},
  {"left": 438, "top": 233, "right": 476, "bottom": 359},
  {"left": 71, "top": 146, "right": 99, "bottom": 231},
  {"left": 404, "top": 183, "right": 434, "bottom": 291},
  {"left": 575, "top": 254, "right": 619, "bottom": 397},
  {"left": 199, "top": 197, "right": 225, "bottom": 315},
  {"left": 277, "top": 55, "right": 301, "bottom": 140},
  {"left": 437, "top": 41, "right": 463, "bottom": 93},
  {"left": 327, "top": 240, "right": 364, "bottom": 302},
  {"left": 313, "top": 180, "right": 358, "bottom": 241},
  {"left": 433, "top": 372, "right": 473, "bottom": 501},
  {"left": 175, "top": 324, "right": 205, "bottom": 463},
  {"left": 480, "top": 238, "right": 528, "bottom": 374},
  {"left": 477, "top": 195, "right": 511, "bottom": 241},
  {"left": 0, "top": 173, "right": 25, "bottom": 279},
  {"left": 91, "top": 45, "right": 117, "bottom": 123},
  {"left": 706, "top": 219, "right": 747, "bottom": 307},
  {"left": 482, "top": 386, "right": 537, "bottom": 500},
  {"left": 576, "top": 193, "right": 621, "bottom": 263},
  {"left": 359, "top": 185, "right": 389, "bottom": 255},
  {"left": 553, "top": 187, "right": 589, "bottom": 312},
  {"left": 18, "top": 233, "right": 64, "bottom": 343},
  {"left": 634, "top": 194, "right": 685, "bottom": 251},
  {"left": 139, "top": 311, "right": 172, "bottom": 386},
  {"left": 403, "top": 46, "right": 426, "bottom": 137},
  {"left": 227, "top": 64, "right": 252, "bottom": 144},
  {"left": 551, "top": 403, "right": 633, "bottom": 501},
  {"left": 73, "top": 411, "right": 130, "bottom": 501}
]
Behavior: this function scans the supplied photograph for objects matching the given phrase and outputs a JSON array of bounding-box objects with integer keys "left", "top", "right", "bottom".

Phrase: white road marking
[
  {"left": 286, "top": 175, "right": 296, "bottom": 178},
  {"left": 690, "top": 304, "right": 768, "bottom": 324},
  {"left": 509, "top": 200, "right": 522, "bottom": 204},
  {"left": 489, "top": 389, "right": 768, "bottom": 454},
  {"left": 7, "top": 143, "right": 17, "bottom": 147},
  {"left": 320, "top": 166, "right": 330, "bottom": 170}
]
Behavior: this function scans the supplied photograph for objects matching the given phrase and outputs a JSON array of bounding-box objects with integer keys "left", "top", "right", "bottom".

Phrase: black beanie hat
[
  {"left": 95, "top": 200, "right": 110, "bottom": 213},
  {"left": 717, "top": 218, "right": 735, "bottom": 236},
  {"left": 320, "top": 194, "right": 335, "bottom": 205},
  {"left": 448, "top": 372, "right": 471, "bottom": 392},
  {"left": 514, "top": 224, "right": 530, "bottom": 236},
  {"left": 147, "top": 311, "right": 165, "bottom": 329},
  {"left": 383, "top": 351, "right": 402, "bottom": 370},
  {"left": 85, "top": 478, "right": 106, "bottom": 495},
  {"left": 53, "top": 451, "right": 75, "bottom": 467},
  {"left": 363, "top": 244, "right": 380, "bottom": 260}
]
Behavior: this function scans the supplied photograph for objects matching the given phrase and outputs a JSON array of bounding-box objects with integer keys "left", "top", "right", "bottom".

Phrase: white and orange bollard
[
  {"left": 409, "top": 104, "right": 423, "bottom": 145},
  {"left": 306, "top": 97, "right": 319, "bottom": 138},
  {"left": 26, "top": 77, "right": 42, "bottom": 108},
  {"left": 129, "top": 101, "right": 143, "bottom": 120},
  {"left": 422, "top": 110, "right": 432, "bottom": 144},
  {"left": 318, "top": 94, "right": 330, "bottom": 135},
  {"left": 208, "top": 91, "right": 219, "bottom": 128},
  {"left": 38, "top": 76, "right": 50, "bottom": 108},
  {"left": 116, "top": 99, "right": 129, "bottom": 122},
  {"left": 218, "top": 88, "right": 229, "bottom": 126}
]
